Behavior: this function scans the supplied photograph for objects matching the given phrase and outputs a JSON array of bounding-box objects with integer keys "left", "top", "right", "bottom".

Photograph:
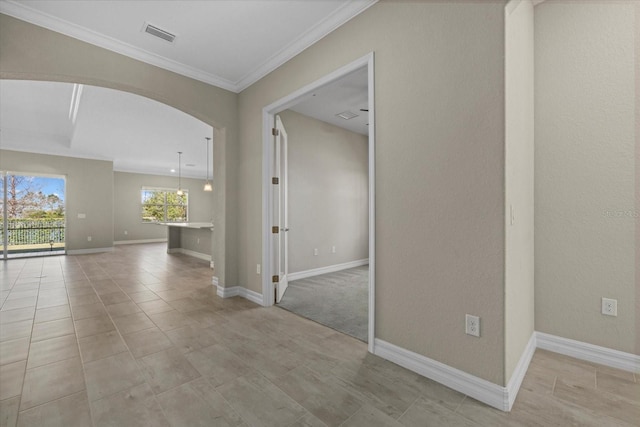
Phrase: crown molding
[
  {"left": 234, "top": 0, "right": 378, "bottom": 92},
  {"left": 0, "top": 0, "right": 378, "bottom": 93}
]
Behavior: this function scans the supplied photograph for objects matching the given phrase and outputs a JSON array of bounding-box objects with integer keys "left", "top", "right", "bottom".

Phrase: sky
[
  {"left": 2, "top": 175, "right": 65, "bottom": 202},
  {"left": 37, "top": 177, "right": 65, "bottom": 201}
]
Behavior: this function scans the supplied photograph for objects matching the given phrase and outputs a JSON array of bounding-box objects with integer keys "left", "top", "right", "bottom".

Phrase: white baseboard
[
  {"left": 216, "top": 284, "right": 264, "bottom": 305},
  {"left": 217, "top": 284, "right": 239, "bottom": 298},
  {"left": 113, "top": 238, "right": 167, "bottom": 245},
  {"left": 374, "top": 339, "right": 511, "bottom": 411},
  {"left": 506, "top": 333, "right": 537, "bottom": 410},
  {"left": 67, "top": 247, "right": 114, "bottom": 255},
  {"left": 536, "top": 332, "right": 640, "bottom": 373},
  {"left": 167, "top": 248, "right": 211, "bottom": 262},
  {"left": 288, "top": 258, "right": 369, "bottom": 281}
]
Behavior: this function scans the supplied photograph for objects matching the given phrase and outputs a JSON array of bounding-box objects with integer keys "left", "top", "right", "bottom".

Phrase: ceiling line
[{"left": 0, "top": 0, "right": 378, "bottom": 93}]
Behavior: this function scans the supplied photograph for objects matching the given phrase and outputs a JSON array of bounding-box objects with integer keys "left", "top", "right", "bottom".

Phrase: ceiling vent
[
  {"left": 336, "top": 111, "right": 359, "bottom": 120},
  {"left": 143, "top": 23, "right": 176, "bottom": 43}
]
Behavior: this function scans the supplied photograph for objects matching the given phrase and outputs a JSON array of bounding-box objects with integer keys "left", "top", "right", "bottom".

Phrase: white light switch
[{"left": 77, "top": 213, "right": 86, "bottom": 219}]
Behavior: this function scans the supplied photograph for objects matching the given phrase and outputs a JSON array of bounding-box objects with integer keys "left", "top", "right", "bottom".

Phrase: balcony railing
[{"left": 0, "top": 219, "right": 65, "bottom": 247}]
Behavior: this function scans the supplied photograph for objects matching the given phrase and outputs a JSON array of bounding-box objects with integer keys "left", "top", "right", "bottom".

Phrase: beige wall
[
  {"left": 239, "top": 1, "right": 508, "bottom": 385},
  {"left": 535, "top": 1, "right": 637, "bottom": 354},
  {"left": 113, "top": 171, "right": 215, "bottom": 243},
  {"left": 279, "top": 110, "right": 368, "bottom": 273},
  {"left": 0, "top": 14, "right": 236, "bottom": 287},
  {"left": 504, "top": 0, "right": 535, "bottom": 382},
  {"left": 0, "top": 150, "right": 114, "bottom": 252}
]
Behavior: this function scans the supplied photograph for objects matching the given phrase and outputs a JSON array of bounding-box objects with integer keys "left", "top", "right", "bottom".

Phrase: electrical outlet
[
  {"left": 124, "top": 230, "right": 128, "bottom": 235},
  {"left": 256, "top": 264, "right": 261, "bottom": 274},
  {"left": 332, "top": 246, "right": 336, "bottom": 253},
  {"left": 465, "top": 314, "right": 480, "bottom": 337},
  {"left": 602, "top": 298, "right": 617, "bottom": 316},
  {"left": 197, "top": 238, "right": 200, "bottom": 244},
  {"left": 314, "top": 248, "right": 318, "bottom": 256},
  {"left": 87, "top": 236, "right": 92, "bottom": 242},
  {"left": 210, "top": 261, "right": 214, "bottom": 269}
]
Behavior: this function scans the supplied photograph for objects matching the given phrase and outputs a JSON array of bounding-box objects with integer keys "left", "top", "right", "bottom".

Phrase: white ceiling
[
  {"left": 0, "top": 72, "right": 368, "bottom": 177},
  {"left": 0, "top": 1, "right": 372, "bottom": 176},
  {"left": 290, "top": 67, "right": 369, "bottom": 136},
  {"left": 0, "top": 0, "right": 377, "bottom": 92},
  {"left": 0, "top": 80, "right": 213, "bottom": 178}
]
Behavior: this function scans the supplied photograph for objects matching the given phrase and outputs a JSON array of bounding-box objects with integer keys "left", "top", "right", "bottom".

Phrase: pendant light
[
  {"left": 176, "top": 151, "right": 184, "bottom": 196},
  {"left": 203, "top": 137, "right": 212, "bottom": 192}
]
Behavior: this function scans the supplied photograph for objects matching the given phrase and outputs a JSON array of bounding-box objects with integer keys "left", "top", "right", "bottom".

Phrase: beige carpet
[{"left": 277, "top": 265, "right": 368, "bottom": 342}]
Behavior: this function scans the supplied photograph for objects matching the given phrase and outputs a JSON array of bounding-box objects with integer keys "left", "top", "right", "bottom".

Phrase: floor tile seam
[
  {"left": 210, "top": 372, "right": 288, "bottom": 427},
  {"left": 15, "top": 389, "right": 87, "bottom": 420},
  {"left": 25, "top": 339, "right": 80, "bottom": 371},
  {"left": 65, "top": 283, "right": 97, "bottom": 427},
  {"left": 14, "top": 278, "right": 43, "bottom": 415},
  {"left": 395, "top": 395, "right": 419, "bottom": 421},
  {"left": 453, "top": 394, "right": 467, "bottom": 413},
  {"left": 337, "top": 404, "right": 365, "bottom": 427},
  {"left": 18, "top": 359, "right": 86, "bottom": 413}
]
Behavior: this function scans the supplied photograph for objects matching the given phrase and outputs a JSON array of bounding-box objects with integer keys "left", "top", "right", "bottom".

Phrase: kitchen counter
[{"left": 159, "top": 222, "right": 213, "bottom": 261}]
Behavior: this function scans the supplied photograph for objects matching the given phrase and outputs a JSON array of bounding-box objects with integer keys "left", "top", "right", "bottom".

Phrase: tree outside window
[{"left": 141, "top": 188, "right": 188, "bottom": 223}]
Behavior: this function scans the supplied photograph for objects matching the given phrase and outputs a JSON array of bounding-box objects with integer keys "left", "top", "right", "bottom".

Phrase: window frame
[{"left": 140, "top": 186, "right": 189, "bottom": 223}]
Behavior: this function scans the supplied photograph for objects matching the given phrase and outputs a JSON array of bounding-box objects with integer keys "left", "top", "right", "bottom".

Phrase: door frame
[
  {"left": 261, "top": 52, "right": 376, "bottom": 351},
  {"left": 1, "top": 170, "right": 67, "bottom": 259}
]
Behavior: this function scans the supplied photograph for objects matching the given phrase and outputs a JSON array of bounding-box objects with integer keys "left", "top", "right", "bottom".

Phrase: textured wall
[
  {"left": 280, "top": 110, "right": 368, "bottom": 274},
  {"left": 535, "top": 1, "right": 637, "bottom": 354},
  {"left": 113, "top": 171, "right": 215, "bottom": 243},
  {"left": 239, "top": 1, "right": 508, "bottom": 385},
  {"left": 0, "top": 149, "right": 114, "bottom": 252}
]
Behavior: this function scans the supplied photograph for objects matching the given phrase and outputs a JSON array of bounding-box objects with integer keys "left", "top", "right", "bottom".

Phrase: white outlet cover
[
  {"left": 601, "top": 298, "right": 618, "bottom": 316},
  {"left": 465, "top": 314, "right": 480, "bottom": 337}
]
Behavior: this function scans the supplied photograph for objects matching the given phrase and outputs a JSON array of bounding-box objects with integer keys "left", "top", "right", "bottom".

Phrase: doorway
[
  {"left": 262, "top": 53, "right": 375, "bottom": 350},
  {"left": 0, "top": 172, "right": 66, "bottom": 259}
]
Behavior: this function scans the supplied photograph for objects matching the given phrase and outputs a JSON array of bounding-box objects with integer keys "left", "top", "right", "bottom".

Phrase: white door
[{"left": 274, "top": 115, "right": 289, "bottom": 303}]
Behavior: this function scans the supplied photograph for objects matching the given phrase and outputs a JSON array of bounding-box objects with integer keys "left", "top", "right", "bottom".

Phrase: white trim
[
  {"left": 166, "top": 248, "right": 211, "bottom": 262},
  {"left": 0, "top": 0, "right": 236, "bottom": 92},
  {"left": 234, "top": 0, "right": 378, "bottom": 91},
  {"left": 261, "top": 53, "right": 376, "bottom": 352},
  {"left": 0, "top": 0, "right": 378, "bottom": 93},
  {"left": 506, "top": 333, "right": 537, "bottom": 410},
  {"left": 373, "top": 339, "right": 511, "bottom": 412},
  {"left": 216, "top": 285, "right": 239, "bottom": 299},
  {"left": 288, "top": 259, "right": 369, "bottom": 282},
  {"left": 113, "top": 238, "right": 167, "bottom": 245},
  {"left": 67, "top": 247, "right": 113, "bottom": 255},
  {"left": 216, "top": 285, "right": 264, "bottom": 305},
  {"left": 536, "top": 332, "right": 640, "bottom": 374}
]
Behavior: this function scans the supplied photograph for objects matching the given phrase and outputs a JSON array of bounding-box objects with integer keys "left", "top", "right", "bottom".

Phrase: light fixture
[
  {"left": 203, "top": 137, "right": 212, "bottom": 192},
  {"left": 176, "top": 151, "right": 184, "bottom": 196}
]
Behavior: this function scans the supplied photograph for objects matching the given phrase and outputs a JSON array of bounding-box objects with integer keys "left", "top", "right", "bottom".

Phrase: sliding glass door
[{"left": 1, "top": 171, "right": 66, "bottom": 259}]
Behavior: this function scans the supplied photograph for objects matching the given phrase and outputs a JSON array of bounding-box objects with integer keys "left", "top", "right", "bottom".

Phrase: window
[{"left": 141, "top": 187, "right": 188, "bottom": 223}]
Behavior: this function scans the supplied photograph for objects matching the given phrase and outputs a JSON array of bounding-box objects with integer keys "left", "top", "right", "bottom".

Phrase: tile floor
[{"left": 0, "top": 243, "right": 638, "bottom": 426}]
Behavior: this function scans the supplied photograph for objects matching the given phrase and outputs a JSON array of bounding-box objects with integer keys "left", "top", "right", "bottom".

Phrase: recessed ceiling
[
  {"left": 0, "top": 0, "right": 377, "bottom": 92},
  {"left": 0, "top": 80, "right": 212, "bottom": 178}
]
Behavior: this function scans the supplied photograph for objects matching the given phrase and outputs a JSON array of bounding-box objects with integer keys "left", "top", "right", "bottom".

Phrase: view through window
[
  {"left": 1, "top": 172, "right": 65, "bottom": 258},
  {"left": 141, "top": 187, "right": 188, "bottom": 223}
]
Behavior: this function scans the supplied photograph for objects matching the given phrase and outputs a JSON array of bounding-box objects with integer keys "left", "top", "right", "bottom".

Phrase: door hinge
[
  {"left": 272, "top": 226, "right": 279, "bottom": 234},
  {"left": 272, "top": 177, "right": 279, "bottom": 185},
  {"left": 272, "top": 128, "right": 279, "bottom": 136},
  {"left": 272, "top": 275, "right": 279, "bottom": 283}
]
